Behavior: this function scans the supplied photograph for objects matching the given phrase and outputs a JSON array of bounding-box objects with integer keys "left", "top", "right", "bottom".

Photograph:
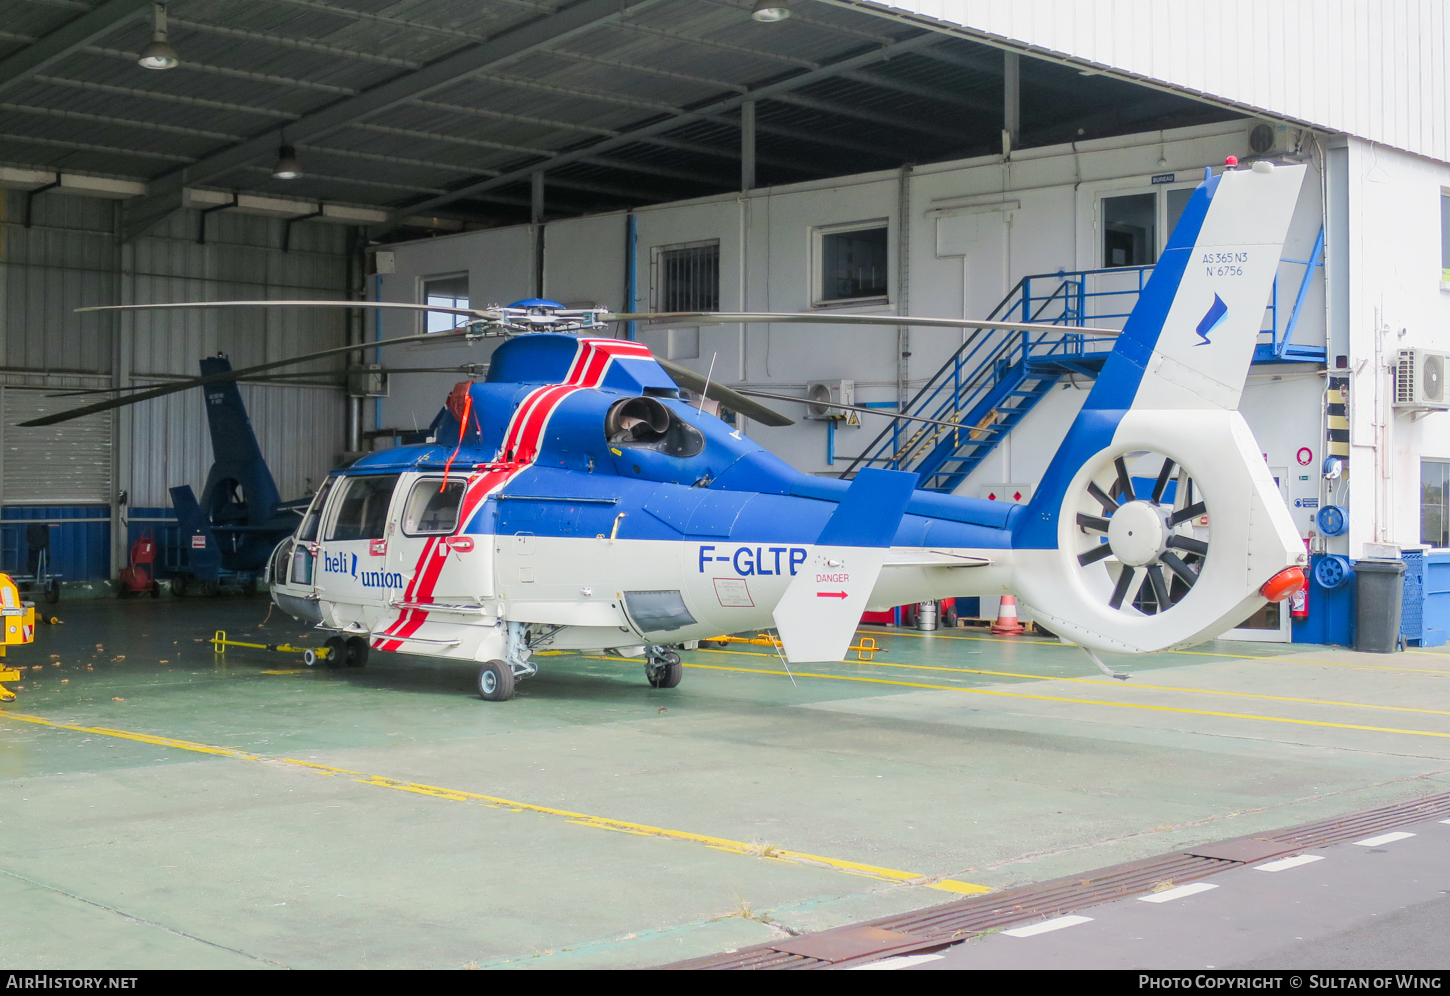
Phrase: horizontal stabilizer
[{"left": 773, "top": 469, "right": 917, "bottom": 663}]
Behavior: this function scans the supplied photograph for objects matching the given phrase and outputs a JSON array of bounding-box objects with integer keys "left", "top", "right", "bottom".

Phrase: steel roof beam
[
  {"left": 460, "top": 71, "right": 884, "bottom": 163},
  {"left": 0, "top": 0, "right": 151, "bottom": 99},
  {"left": 122, "top": 0, "right": 663, "bottom": 240},
  {"left": 387, "top": 30, "right": 946, "bottom": 224},
  {"left": 770, "top": 92, "right": 963, "bottom": 139},
  {"left": 31, "top": 74, "right": 301, "bottom": 120}
]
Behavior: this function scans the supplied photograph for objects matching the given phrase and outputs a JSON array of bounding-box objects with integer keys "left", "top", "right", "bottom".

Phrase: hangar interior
[{"left": 3, "top": 0, "right": 1450, "bottom": 973}]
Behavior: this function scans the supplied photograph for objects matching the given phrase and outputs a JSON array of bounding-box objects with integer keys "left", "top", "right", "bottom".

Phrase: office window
[
  {"left": 817, "top": 223, "right": 889, "bottom": 303},
  {"left": 1166, "top": 188, "right": 1195, "bottom": 242},
  {"left": 423, "top": 273, "right": 469, "bottom": 333},
  {"left": 653, "top": 241, "right": 719, "bottom": 312},
  {"left": 1423, "top": 460, "right": 1450, "bottom": 548},
  {"left": 1102, "top": 193, "right": 1157, "bottom": 267},
  {"left": 327, "top": 475, "right": 400, "bottom": 542},
  {"left": 1441, "top": 189, "right": 1450, "bottom": 283}
]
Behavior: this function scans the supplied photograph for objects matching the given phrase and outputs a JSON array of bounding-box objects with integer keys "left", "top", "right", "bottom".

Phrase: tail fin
[
  {"left": 773, "top": 468, "right": 917, "bottom": 663},
  {"left": 1020, "top": 162, "right": 1306, "bottom": 551},
  {"left": 1010, "top": 162, "right": 1309, "bottom": 655},
  {"left": 199, "top": 356, "right": 268, "bottom": 468}
]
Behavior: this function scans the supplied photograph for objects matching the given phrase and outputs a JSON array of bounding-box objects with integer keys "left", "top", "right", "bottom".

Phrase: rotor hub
[{"left": 1106, "top": 500, "right": 1167, "bottom": 567}]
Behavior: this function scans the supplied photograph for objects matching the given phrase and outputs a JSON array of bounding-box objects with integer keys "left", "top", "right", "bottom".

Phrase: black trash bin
[{"left": 1354, "top": 558, "right": 1406, "bottom": 653}]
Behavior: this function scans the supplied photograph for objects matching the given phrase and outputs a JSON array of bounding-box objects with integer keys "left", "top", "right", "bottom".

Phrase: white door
[
  {"left": 1225, "top": 467, "right": 1293, "bottom": 643},
  {"left": 315, "top": 474, "right": 402, "bottom": 620}
]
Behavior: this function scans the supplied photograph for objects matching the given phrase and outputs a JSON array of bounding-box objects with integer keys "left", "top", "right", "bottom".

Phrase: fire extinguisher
[{"left": 1291, "top": 533, "right": 1312, "bottom": 620}]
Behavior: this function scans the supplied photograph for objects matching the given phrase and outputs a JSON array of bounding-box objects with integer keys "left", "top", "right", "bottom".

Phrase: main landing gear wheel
[
  {"left": 646, "top": 651, "right": 683, "bottom": 689},
  {"left": 477, "top": 660, "right": 516, "bottom": 701},
  {"left": 323, "top": 635, "right": 346, "bottom": 669},
  {"left": 344, "top": 636, "right": 370, "bottom": 668},
  {"left": 1072, "top": 451, "right": 1211, "bottom": 616}
]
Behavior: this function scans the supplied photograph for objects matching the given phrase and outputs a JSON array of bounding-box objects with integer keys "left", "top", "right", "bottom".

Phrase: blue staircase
[{"left": 840, "top": 233, "right": 1326, "bottom": 492}]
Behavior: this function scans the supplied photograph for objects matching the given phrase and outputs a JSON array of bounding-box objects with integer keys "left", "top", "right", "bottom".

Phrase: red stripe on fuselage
[{"left": 372, "top": 338, "right": 649, "bottom": 653}]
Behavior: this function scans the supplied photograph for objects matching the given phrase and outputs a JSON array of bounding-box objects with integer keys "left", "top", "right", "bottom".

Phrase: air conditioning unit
[
  {"left": 804, "top": 379, "right": 854, "bottom": 420},
  {"left": 1247, "top": 121, "right": 1291, "bottom": 157},
  {"left": 1395, "top": 349, "right": 1449, "bottom": 410}
]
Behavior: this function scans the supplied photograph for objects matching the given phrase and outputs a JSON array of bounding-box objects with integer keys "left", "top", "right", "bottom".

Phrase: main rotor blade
[
  {"left": 75, "top": 299, "right": 501, "bottom": 321},
  {"left": 737, "top": 389, "right": 977, "bottom": 432},
  {"left": 18, "top": 329, "right": 469, "bottom": 427},
  {"left": 605, "top": 311, "right": 1119, "bottom": 337},
  {"left": 654, "top": 357, "right": 794, "bottom": 427}
]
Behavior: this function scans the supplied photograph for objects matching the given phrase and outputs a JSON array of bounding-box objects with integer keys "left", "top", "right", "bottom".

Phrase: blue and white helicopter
[{"left": 43, "top": 159, "right": 1309, "bottom": 700}]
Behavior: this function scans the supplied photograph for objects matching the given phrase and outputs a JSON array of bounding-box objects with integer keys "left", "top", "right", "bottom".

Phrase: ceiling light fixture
[
  {"left": 137, "top": 3, "right": 179, "bottom": 70},
  {"left": 272, "top": 144, "right": 302, "bottom": 180},
  {"left": 751, "top": 0, "right": 791, "bottom": 22}
]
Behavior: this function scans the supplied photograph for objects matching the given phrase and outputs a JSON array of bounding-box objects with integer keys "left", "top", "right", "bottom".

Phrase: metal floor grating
[{"left": 661, "top": 789, "right": 1450, "bottom": 969}]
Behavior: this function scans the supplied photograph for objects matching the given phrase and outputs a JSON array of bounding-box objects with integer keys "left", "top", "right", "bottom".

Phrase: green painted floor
[{"left": 2, "top": 596, "right": 1449, "bottom": 969}]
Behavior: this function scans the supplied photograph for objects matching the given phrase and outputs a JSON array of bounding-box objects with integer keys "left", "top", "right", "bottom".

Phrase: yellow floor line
[
  {"left": 697, "top": 649, "right": 1450, "bottom": 718},
  {"left": 0, "top": 708, "right": 988, "bottom": 896},
  {"left": 680, "top": 662, "right": 1450, "bottom": 741},
  {"left": 856, "top": 629, "right": 1450, "bottom": 676}
]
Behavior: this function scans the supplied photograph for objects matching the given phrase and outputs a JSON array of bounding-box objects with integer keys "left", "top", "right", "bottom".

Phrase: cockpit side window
[
  {"left": 296, "top": 478, "right": 336, "bottom": 542},
  {"left": 605, "top": 397, "right": 704, "bottom": 459}
]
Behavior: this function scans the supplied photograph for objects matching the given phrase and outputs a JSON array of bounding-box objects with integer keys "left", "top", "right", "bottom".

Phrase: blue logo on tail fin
[{"left": 1195, "top": 294, "right": 1228, "bottom": 346}]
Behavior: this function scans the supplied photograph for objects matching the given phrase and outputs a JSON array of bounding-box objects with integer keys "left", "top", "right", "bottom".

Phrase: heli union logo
[
  {"left": 321, "top": 550, "right": 401, "bottom": 588},
  {"left": 1195, "top": 294, "right": 1228, "bottom": 346}
]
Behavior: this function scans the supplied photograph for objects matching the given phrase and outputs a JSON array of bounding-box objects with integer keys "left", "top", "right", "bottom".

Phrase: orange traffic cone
[{"left": 990, "top": 595, "right": 1026, "bottom": 635}]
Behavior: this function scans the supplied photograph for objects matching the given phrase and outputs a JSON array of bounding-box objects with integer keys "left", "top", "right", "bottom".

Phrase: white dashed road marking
[
  {"left": 1139, "top": 882, "right": 1220, "bottom": 903},
  {"left": 1354, "top": 832, "right": 1416, "bottom": 847},
  {"left": 1254, "top": 854, "right": 1326, "bottom": 872},
  {"left": 1003, "top": 915, "right": 1094, "bottom": 937}
]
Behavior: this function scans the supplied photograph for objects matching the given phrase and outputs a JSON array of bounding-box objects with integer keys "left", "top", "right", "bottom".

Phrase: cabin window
[
  {"left": 652, "top": 241, "right": 719, "bottom": 312},
  {"left": 422, "top": 273, "right": 469, "bottom": 333},
  {"left": 815, "top": 222, "right": 889, "bottom": 305},
  {"left": 401, "top": 478, "right": 467, "bottom": 536},
  {"left": 327, "top": 475, "right": 400, "bottom": 541},
  {"left": 1423, "top": 460, "right": 1450, "bottom": 548},
  {"left": 1102, "top": 193, "right": 1157, "bottom": 267}
]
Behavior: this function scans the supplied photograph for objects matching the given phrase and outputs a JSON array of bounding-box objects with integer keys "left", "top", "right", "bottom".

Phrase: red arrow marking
[{"left": 817, "top": 591, "right": 849, "bottom": 599}]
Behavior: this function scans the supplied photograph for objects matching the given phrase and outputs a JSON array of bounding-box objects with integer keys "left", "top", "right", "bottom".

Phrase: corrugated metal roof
[{"left": 0, "top": 0, "right": 1238, "bottom": 236}]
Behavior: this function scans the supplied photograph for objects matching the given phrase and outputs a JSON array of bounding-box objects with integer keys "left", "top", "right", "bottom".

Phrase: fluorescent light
[{"left": 137, "top": 4, "right": 178, "bottom": 70}]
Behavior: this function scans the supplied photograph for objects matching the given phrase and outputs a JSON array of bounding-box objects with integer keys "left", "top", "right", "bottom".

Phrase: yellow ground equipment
[
  {"left": 701, "top": 633, "right": 883, "bottom": 662},
  {"left": 0, "top": 573, "right": 37, "bottom": 701},
  {"left": 212, "top": 630, "right": 334, "bottom": 667}
]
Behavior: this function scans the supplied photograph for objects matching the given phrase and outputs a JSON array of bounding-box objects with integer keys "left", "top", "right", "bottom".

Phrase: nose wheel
[{"left": 645, "top": 647, "right": 682, "bottom": 688}]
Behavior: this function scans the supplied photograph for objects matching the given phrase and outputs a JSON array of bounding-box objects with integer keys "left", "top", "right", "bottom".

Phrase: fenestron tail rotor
[{"left": 1071, "top": 452, "right": 1210, "bottom": 617}]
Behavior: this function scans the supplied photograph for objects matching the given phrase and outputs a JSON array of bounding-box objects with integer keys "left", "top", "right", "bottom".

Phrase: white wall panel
[{"left": 848, "top": 0, "right": 1450, "bottom": 163}]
